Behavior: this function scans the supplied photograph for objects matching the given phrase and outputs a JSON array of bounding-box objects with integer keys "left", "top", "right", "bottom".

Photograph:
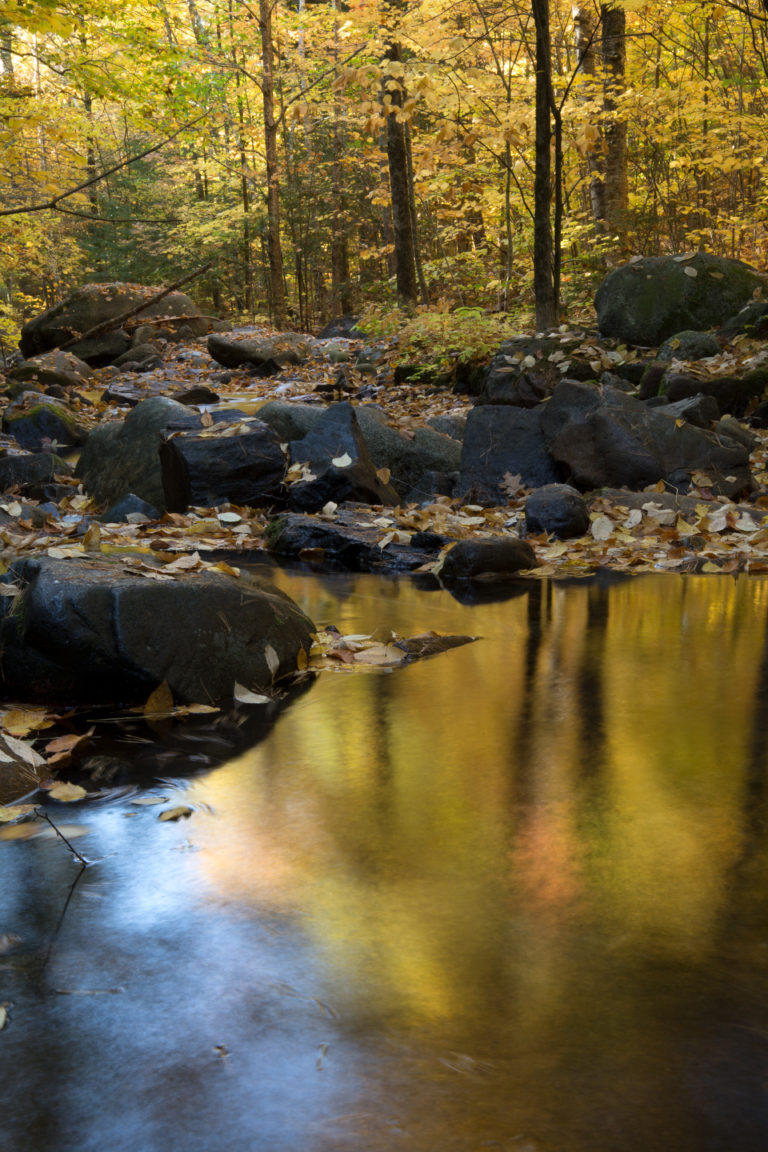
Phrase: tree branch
[{"left": 0, "top": 112, "right": 210, "bottom": 219}]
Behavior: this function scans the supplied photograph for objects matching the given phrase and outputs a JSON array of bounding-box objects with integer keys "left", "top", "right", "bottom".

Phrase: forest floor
[{"left": 4, "top": 322, "right": 768, "bottom": 582}]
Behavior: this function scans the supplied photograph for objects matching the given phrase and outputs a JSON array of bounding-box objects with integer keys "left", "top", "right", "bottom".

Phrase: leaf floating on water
[
  {"left": 144, "top": 680, "right": 174, "bottom": 717},
  {"left": 233, "top": 682, "right": 271, "bottom": 705},
  {"left": 2, "top": 708, "right": 54, "bottom": 737},
  {"left": 0, "top": 804, "right": 37, "bottom": 823},
  {"left": 158, "top": 805, "right": 193, "bottom": 822},
  {"left": 48, "top": 782, "right": 87, "bottom": 802},
  {"left": 131, "top": 795, "right": 169, "bottom": 806}
]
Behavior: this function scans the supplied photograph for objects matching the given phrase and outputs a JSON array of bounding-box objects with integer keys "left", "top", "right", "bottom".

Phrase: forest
[{"left": 0, "top": 0, "right": 766, "bottom": 341}]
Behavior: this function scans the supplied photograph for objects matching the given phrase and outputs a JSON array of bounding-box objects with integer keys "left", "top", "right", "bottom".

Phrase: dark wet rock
[
  {"left": 353, "top": 409, "right": 462, "bottom": 499},
  {"left": 76, "top": 395, "right": 201, "bottom": 510},
  {"left": 113, "top": 342, "right": 162, "bottom": 370},
  {"left": 637, "top": 361, "right": 667, "bottom": 400},
  {"left": 600, "top": 371, "right": 635, "bottom": 393},
  {"left": 403, "top": 469, "right": 458, "bottom": 504},
  {"left": 171, "top": 385, "right": 220, "bottom": 406},
  {"left": 483, "top": 350, "right": 559, "bottom": 406},
  {"left": 719, "top": 299, "right": 768, "bottom": 339},
  {"left": 288, "top": 402, "right": 401, "bottom": 511},
  {"left": 714, "top": 415, "right": 758, "bottom": 452},
  {"left": 595, "top": 253, "right": 766, "bottom": 346},
  {"left": 20, "top": 282, "right": 208, "bottom": 365},
  {"left": 657, "top": 329, "right": 721, "bottom": 361},
  {"left": 257, "top": 399, "right": 325, "bottom": 441},
  {"left": 266, "top": 507, "right": 446, "bottom": 572},
  {"left": 541, "top": 381, "right": 753, "bottom": 498},
  {"left": 0, "top": 452, "right": 73, "bottom": 495},
  {"left": 2, "top": 392, "right": 87, "bottom": 452},
  {"left": 427, "top": 414, "right": 467, "bottom": 441},
  {"left": 7, "top": 351, "right": 94, "bottom": 396},
  {"left": 525, "top": 484, "right": 590, "bottom": 538},
  {"left": 748, "top": 399, "right": 768, "bottom": 428},
  {"left": 459, "top": 405, "right": 560, "bottom": 502},
  {"left": 657, "top": 393, "right": 720, "bottom": 428},
  {"left": 160, "top": 418, "right": 287, "bottom": 513},
  {"left": 317, "top": 316, "right": 364, "bottom": 339},
  {"left": 438, "top": 537, "right": 537, "bottom": 581},
  {"left": 660, "top": 369, "right": 768, "bottom": 417},
  {"left": 0, "top": 556, "right": 314, "bottom": 706},
  {"left": 207, "top": 332, "right": 310, "bottom": 371},
  {"left": 100, "top": 493, "right": 161, "bottom": 523}
]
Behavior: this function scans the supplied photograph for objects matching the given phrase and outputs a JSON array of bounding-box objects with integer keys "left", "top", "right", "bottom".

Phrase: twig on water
[{"left": 35, "top": 806, "right": 90, "bottom": 867}]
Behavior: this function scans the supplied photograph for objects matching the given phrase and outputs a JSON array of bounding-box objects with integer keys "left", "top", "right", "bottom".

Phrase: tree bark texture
[
  {"left": 531, "top": 0, "right": 558, "bottom": 329},
  {"left": 259, "top": 0, "right": 287, "bottom": 328}
]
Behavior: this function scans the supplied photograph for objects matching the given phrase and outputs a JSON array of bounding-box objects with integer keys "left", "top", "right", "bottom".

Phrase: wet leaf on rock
[
  {"left": 233, "top": 682, "right": 272, "bottom": 705},
  {"left": 264, "top": 644, "right": 280, "bottom": 679}
]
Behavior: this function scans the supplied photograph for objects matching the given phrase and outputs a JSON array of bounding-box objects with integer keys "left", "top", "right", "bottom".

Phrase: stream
[{"left": 2, "top": 569, "right": 768, "bottom": 1151}]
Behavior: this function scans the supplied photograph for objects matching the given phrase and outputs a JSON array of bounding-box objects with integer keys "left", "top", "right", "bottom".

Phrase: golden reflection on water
[{"left": 190, "top": 573, "right": 768, "bottom": 1043}]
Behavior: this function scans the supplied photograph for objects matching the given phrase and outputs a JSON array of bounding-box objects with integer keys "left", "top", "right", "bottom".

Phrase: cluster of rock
[{"left": 1, "top": 253, "right": 768, "bottom": 711}]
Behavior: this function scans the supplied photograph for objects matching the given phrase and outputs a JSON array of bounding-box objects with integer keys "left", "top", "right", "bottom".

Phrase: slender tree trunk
[
  {"left": 531, "top": 0, "right": 558, "bottom": 329},
  {"left": 382, "top": 6, "right": 417, "bottom": 307},
  {"left": 602, "top": 3, "right": 627, "bottom": 229},
  {"left": 259, "top": 0, "right": 286, "bottom": 328},
  {"left": 573, "top": 4, "right": 606, "bottom": 223}
]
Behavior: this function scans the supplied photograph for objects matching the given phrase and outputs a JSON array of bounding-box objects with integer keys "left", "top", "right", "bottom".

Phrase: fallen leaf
[
  {"left": 82, "top": 523, "right": 102, "bottom": 553},
  {"left": 218, "top": 511, "right": 242, "bottom": 524},
  {"left": 376, "top": 466, "right": 391, "bottom": 485},
  {"left": 0, "top": 804, "right": 38, "bottom": 822},
  {"left": 159, "top": 805, "right": 193, "bottom": 822},
  {"left": 233, "top": 682, "right": 272, "bottom": 704},
  {"left": 264, "top": 644, "right": 280, "bottom": 678},
  {"left": 332, "top": 452, "right": 353, "bottom": 468},
  {"left": 0, "top": 1005, "right": 6, "bottom": 1030},
  {"left": 2, "top": 709, "right": 54, "bottom": 736},
  {"left": 590, "top": 514, "right": 614, "bottom": 541},
  {"left": 48, "top": 782, "right": 88, "bottom": 802},
  {"left": 130, "top": 796, "right": 169, "bottom": 806},
  {"left": 144, "top": 680, "right": 174, "bottom": 716},
  {"left": 0, "top": 733, "right": 45, "bottom": 769}
]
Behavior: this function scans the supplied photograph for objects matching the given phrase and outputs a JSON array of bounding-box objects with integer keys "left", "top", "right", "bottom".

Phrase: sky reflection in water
[{"left": 2, "top": 571, "right": 768, "bottom": 1152}]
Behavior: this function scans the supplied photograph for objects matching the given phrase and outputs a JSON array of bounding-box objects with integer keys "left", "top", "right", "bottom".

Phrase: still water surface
[{"left": 2, "top": 571, "right": 768, "bottom": 1151}]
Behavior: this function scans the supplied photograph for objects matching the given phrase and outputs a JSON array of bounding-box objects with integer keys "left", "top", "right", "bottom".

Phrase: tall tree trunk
[
  {"left": 531, "top": 0, "right": 558, "bottom": 329},
  {"left": 602, "top": 3, "right": 627, "bottom": 229},
  {"left": 573, "top": 4, "right": 606, "bottom": 223},
  {"left": 382, "top": 9, "right": 417, "bottom": 308},
  {"left": 259, "top": 0, "right": 286, "bottom": 328}
]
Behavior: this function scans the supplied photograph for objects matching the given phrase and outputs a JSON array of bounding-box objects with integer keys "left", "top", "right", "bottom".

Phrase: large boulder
[
  {"left": 208, "top": 332, "right": 311, "bottom": 372},
  {"left": 2, "top": 392, "right": 87, "bottom": 452},
  {"left": 20, "top": 283, "right": 208, "bottom": 365},
  {"left": 287, "top": 402, "right": 401, "bottom": 511},
  {"left": 75, "top": 396, "right": 201, "bottom": 509},
  {"left": 258, "top": 400, "right": 461, "bottom": 500},
  {"left": 0, "top": 556, "right": 314, "bottom": 706},
  {"left": 160, "top": 417, "right": 287, "bottom": 512},
  {"left": 594, "top": 254, "right": 766, "bottom": 346},
  {"left": 541, "top": 380, "right": 753, "bottom": 498},
  {"left": 7, "top": 350, "right": 94, "bottom": 395},
  {"left": 459, "top": 405, "right": 560, "bottom": 502}
]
